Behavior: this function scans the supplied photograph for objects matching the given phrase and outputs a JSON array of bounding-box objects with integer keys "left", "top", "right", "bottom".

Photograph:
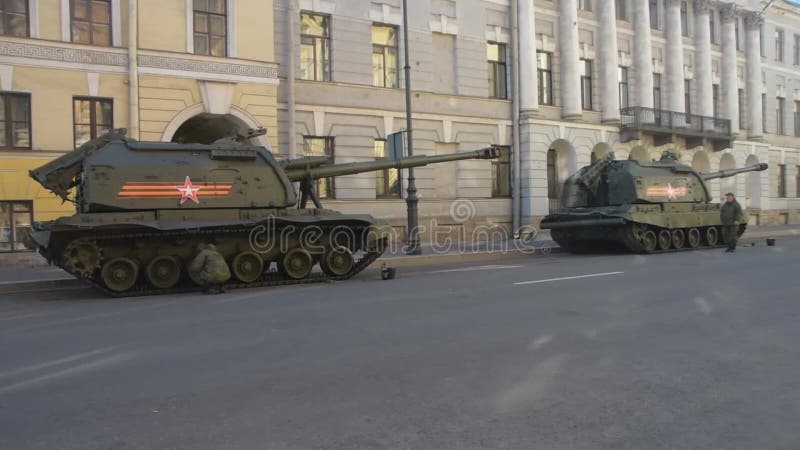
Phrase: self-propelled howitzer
[
  {"left": 540, "top": 151, "right": 768, "bottom": 253},
  {"left": 28, "top": 129, "right": 500, "bottom": 295}
]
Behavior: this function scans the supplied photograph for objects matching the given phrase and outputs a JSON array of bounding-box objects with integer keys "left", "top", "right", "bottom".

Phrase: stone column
[
  {"left": 518, "top": 0, "right": 538, "bottom": 113},
  {"left": 558, "top": 0, "right": 582, "bottom": 118},
  {"left": 597, "top": 0, "right": 620, "bottom": 122},
  {"left": 665, "top": 0, "right": 686, "bottom": 113},
  {"left": 633, "top": 0, "right": 654, "bottom": 108},
  {"left": 694, "top": 0, "right": 714, "bottom": 117},
  {"left": 745, "top": 11, "right": 763, "bottom": 139},
  {"left": 720, "top": 3, "right": 739, "bottom": 133}
]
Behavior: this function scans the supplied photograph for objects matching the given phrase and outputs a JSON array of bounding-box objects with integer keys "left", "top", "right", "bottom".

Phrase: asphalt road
[{"left": 1, "top": 237, "right": 799, "bottom": 450}]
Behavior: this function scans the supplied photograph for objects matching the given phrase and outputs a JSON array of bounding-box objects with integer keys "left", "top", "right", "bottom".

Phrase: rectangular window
[
  {"left": 649, "top": 0, "right": 659, "bottom": 30},
  {"left": 537, "top": 51, "right": 553, "bottom": 106},
  {"left": 580, "top": 59, "right": 593, "bottom": 110},
  {"left": 795, "top": 101, "right": 800, "bottom": 136},
  {"left": 374, "top": 139, "right": 400, "bottom": 198},
  {"left": 618, "top": 66, "right": 629, "bottom": 108},
  {"left": 0, "top": 201, "right": 32, "bottom": 252},
  {"left": 795, "top": 34, "right": 800, "bottom": 65},
  {"left": 492, "top": 146, "right": 511, "bottom": 198},
  {"left": 71, "top": 0, "right": 111, "bottom": 46},
  {"left": 775, "top": 28, "right": 784, "bottom": 62},
  {"left": 739, "top": 89, "right": 746, "bottom": 129},
  {"left": 73, "top": 97, "right": 113, "bottom": 148},
  {"left": 487, "top": 42, "right": 507, "bottom": 99},
  {"left": 680, "top": 1, "right": 688, "bottom": 37},
  {"left": 0, "top": 92, "right": 31, "bottom": 150},
  {"left": 578, "top": 0, "right": 591, "bottom": 11},
  {"left": 712, "top": 84, "right": 719, "bottom": 118},
  {"left": 300, "top": 12, "right": 331, "bottom": 81},
  {"left": 735, "top": 19, "right": 740, "bottom": 50},
  {"left": 303, "top": 137, "right": 334, "bottom": 198},
  {"left": 709, "top": 11, "right": 716, "bottom": 44},
  {"left": 776, "top": 97, "right": 785, "bottom": 135},
  {"left": 616, "top": 0, "right": 626, "bottom": 20},
  {"left": 777, "top": 164, "right": 786, "bottom": 198},
  {"left": 684, "top": 79, "right": 691, "bottom": 116},
  {"left": 652, "top": 73, "right": 662, "bottom": 110},
  {"left": 193, "top": 0, "right": 226, "bottom": 57},
  {"left": 760, "top": 24, "right": 765, "bottom": 57},
  {"left": 0, "top": 0, "right": 29, "bottom": 37},
  {"left": 762, "top": 93, "right": 767, "bottom": 133},
  {"left": 372, "top": 24, "right": 398, "bottom": 88}
]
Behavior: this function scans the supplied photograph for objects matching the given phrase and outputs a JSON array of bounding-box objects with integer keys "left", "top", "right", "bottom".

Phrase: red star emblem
[
  {"left": 666, "top": 183, "right": 677, "bottom": 200},
  {"left": 176, "top": 176, "right": 201, "bottom": 204}
]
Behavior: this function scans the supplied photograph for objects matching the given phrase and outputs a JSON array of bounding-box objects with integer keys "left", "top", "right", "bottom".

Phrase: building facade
[
  {"left": 0, "top": 0, "right": 279, "bottom": 254},
  {"left": 274, "top": 0, "right": 800, "bottom": 241}
]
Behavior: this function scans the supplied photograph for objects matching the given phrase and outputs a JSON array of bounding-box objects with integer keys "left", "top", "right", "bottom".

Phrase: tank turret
[
  {"left": 27, "top": 130, "right": 500, "bottom": 295},
  {"left": 541, "top": 151, "right": 768, "bottom": 254}
]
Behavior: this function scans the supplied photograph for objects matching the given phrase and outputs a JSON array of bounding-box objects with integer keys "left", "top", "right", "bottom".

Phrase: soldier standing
[
  {"left": 188, "top": 243, "right": 231, "bottom": 293},
  {"left": 720, "top": 193, "right": 744, "bottom": 253}
]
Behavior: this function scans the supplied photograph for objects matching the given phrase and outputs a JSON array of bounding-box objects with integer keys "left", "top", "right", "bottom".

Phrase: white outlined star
[{"left": 177, "top": 176, "right": 201, "bottom": 204}]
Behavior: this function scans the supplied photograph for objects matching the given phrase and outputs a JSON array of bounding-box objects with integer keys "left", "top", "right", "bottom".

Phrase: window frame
[
  {"left": 739, "top": 89, "right": 747, "bottom": 130},
  {"left": 491, "top": 145, "right": 512, "bottom": 198},
  {"left": 653, "top": 73, "right": 662, "bottom": 111},
  {"left": 70, "top": 0, "right": 112, "bottom": 46},
  {"left": 72, "top": 96, "right": 114, "bottom": 149},
  {"left": 0, "top": 200, "right": 33, "bottom": 252},
  {"left": 712, "top": 84, "right": 719, "bottom": 118},
  {"left": 0, "top": 92, "right": 32, "bottom": 151},
  {"left": 683, "top": 78, "right": 691, "bottom": 116},
  {"left": 374, "top": 138, "right": 401, "bottom": 199},
  {"left": 193, "top": 0, "right": 228, "bottom": 57},
  {"left": 372, "top": 23, "right": 399, "bottom": 89},
  {"left": 794, "top": 34, "right": 800, "bottom": 66},
  {"left": 709, "top": 10, "right": 716, "bottom": 44},
  {"left": 777, "top": 164, "right": 786, "bottom": 198},
  {"left": 776, "top": 96, "right": 785, "bottom": 135},
  {"left": 649, "top": 0, "right": 659, "bottom": 30},
  {"left": 680, "top": 1, "right": 689, "bottom": 37},
  {"left": 537, "top": 51, "right": 554, "bottom": 106},
  {"left": 0, "top": 0, "right": 30, "bottom": 37},
  {"left": 299, "top": 11, "right": 332, "bottom": 82},
  {"left": 618, "top": 66, "right": 629, "bottom": 109},
  {"left": 487, "top": 41, "right": 508, "bottom": 99},
  {"left": 578, "top": 0, "right": 591, "bottom": 12},
  {"left": 580, "top": 58, "right": 593, "bottom": 110},
  {"left": 616, "top": 0, "right": 626, "bottom": 20},
  {"left": 302, "top": 136, "right": 335, "bottom": 199},
  {"left": 775, "top": 28, "right": 784, "bottom": 62}
]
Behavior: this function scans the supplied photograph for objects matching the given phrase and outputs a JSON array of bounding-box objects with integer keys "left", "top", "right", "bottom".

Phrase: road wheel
[
  {"left": 687, "top": 228, "right": 701, "bottom": 248},
  {"left": 320, "top": 247, "right": 354, "bottom": 277},
  {"left": 101, "top": 257, "right": 139, "bottom": 292},
  {"left": 232, "top": 251, "right": 263, "bottom": 283},
  {"left": 279, "top": 248, "right": 314, "bottom": 280},
  {"left": 705, "top": 227, "right": 719, "bottom": 246},
  {"left": 145, "top": 256, "right": 181, "bottom": 289},
  {"left": 671, "top": 229, "right": 685, "bottom": 249},
  {"left": 657, "top": 230, "right": 672, "bottom": 250},
  {"left": 640, "top": 230, "right": 657, "bottom": 253}
]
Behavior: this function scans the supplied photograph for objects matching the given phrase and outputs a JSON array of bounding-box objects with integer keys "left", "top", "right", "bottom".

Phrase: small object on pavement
[
  {"left": 766, "top": 238, "right": 776, "bottom": 246},
  {"left": 381, "top": 263, "right": 396, "bottom": 280}
]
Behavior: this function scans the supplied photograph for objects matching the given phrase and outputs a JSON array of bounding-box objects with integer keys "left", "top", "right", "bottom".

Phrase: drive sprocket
[{"left": 63, "top": 239, "right": 103, "bottom": 278}]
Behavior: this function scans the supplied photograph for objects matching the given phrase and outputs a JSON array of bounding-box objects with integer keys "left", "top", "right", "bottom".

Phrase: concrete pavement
[{"left": 0, "top": 235, "right": 799, "bottom": 449}]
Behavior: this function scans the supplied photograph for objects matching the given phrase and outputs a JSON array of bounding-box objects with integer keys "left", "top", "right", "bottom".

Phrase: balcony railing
[{"left": 620, "top": 107, "right": 732, "bottom": 139}]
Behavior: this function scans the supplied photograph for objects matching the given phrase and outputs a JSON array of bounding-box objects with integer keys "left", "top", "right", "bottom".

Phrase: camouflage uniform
[
  {"left": 188, "top": 243, "right": 231, "bottom": 292},
  {"left": 720, "top": 197, "right": 743, "bottom": 252}
]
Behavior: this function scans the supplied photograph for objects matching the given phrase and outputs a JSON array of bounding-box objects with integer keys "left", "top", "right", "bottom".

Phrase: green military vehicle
[
  {"left": 540, "top": 151, "right": 768, "bottom": 253},
  {"left": 28, "top": 129, "right": 499, "bottom": 295}
]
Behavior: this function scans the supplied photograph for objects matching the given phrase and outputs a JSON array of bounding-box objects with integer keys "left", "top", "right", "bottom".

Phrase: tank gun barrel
[
  {"left": 284, "top": 147, "right": 501, "bottom": 182},
  {"left": 701, "top": 163, "right": 768, "bottom": 181}
]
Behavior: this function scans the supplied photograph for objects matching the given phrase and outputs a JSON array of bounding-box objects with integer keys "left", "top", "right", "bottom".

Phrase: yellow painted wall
[
  {"left": 12, "top": 67, "right": 129, "bottom": 151},
  {"left": 235, "top": 84, "right": 279, "bottom": 146},
  {"left": 139, "top": 1, "right": 188, "bottom": 53},
  {"left": 0, "top": 156, "right": 75, "bottom": 221},
  {"left": 138, "top": 76, "right": 201, "bottom": 141},
  {"left": 38, "top": 0, "right": 62, "bottom": 41},
  {"left": 236, "top": 0, "right": 275, "bottom": 62}
]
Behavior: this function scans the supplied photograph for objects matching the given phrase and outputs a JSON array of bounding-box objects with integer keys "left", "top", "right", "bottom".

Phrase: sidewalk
[{"left": 0, "top": 224, "right": 797, "bottom": 291}]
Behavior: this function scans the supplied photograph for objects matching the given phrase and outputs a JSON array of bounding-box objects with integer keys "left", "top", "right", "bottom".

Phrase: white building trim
[
  {"left": 112, "top": 0, "right": 122, "bottom": 46},
  {"left": 29, "top": 0, "right": 40, "bottom": 38},
  {"left": 60, "top": 0, "right": 70, "bottom": 42}
]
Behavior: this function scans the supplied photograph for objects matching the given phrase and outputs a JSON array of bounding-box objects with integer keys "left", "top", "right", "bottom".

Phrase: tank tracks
[
  {"left": 55, "top": 225, "right": 386, "bottom": 298},
  {"left": 552, "top": 222, "right": 747, "bottom": 254}
]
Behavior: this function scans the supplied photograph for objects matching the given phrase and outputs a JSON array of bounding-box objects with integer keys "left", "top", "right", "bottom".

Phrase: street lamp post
[{"left": 402, "top": 0, "right": 421, "bottom": 254}]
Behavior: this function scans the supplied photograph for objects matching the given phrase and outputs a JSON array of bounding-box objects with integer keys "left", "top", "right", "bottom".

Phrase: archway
[
  {"left": 161, "top": 104, "right": 272, "bottom": 149},
  {"left": 171, "top": 113, "right": 250, "bottom": 144},
  {"left": 628, "top": 146, "right": 649, "bottom": 163},
  {"left": 546, "top": 139, "right": 577, "bottom": 211},
  {"left": 745, "top": 154, "right": 761, "bottom": 209},
  {"left": 691, "top": 151, "right": 710, "bottom": 173},
  {"left": 591, "top": 143, "right": 612, "bottom": 164},
  {"left": 718, "top": 153, "right": 736, "bottom": 200}
]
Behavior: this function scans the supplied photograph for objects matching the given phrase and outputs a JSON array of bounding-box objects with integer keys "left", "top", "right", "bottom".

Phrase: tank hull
[
  {"left": 541, "top": 203, "right": 747, "bottom": 254},
  {"left": 30, "top": 209, "right": 391, "bottom": 296}
]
